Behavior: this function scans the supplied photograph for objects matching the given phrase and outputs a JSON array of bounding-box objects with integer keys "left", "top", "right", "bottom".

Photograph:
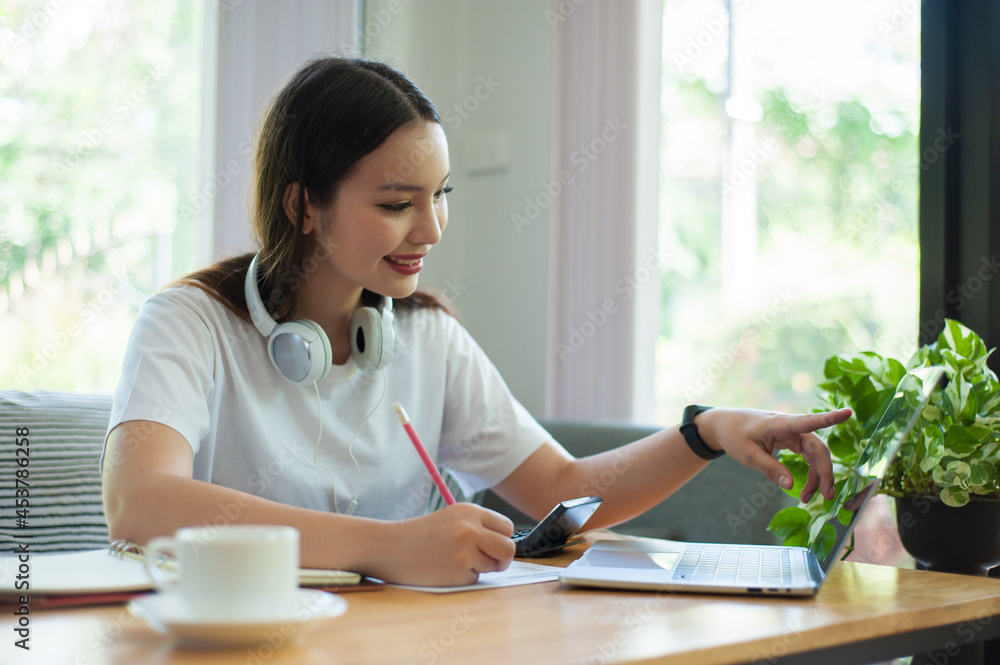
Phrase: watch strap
[{"left": 680, "top": 405, "right": 724, "bottom": 460}]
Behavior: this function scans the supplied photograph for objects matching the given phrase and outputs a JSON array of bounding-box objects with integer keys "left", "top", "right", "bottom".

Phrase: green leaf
[
  {"left": 944, "top": 427, "right": 982, "bottom": 457},
  {"left": 965, "top": 423, "right": 998, "bottom": 443},
  {"left": 817, "top": 379, "right": 849, "bottom": 395},
  {"left": 824, "top": 355, "right": 845, "bottom": 380},
  {"left": 939, "top": 319, "right": 977, "bottom": 360},
  {"left": 921, "top": 403, "right": 944, "bottom": 423},
  {"left": 855, "top": 388, "right": 894, "bottom": 432},
  {"left": 919, "top": 455, "right": 942, "bottom": 473},
  {"left": 767, "top": 506, "right": 811, "bottom": 538},
  {"left": 885, "top": 358, "right": 907, "bottom": 386},
  {"left": 932, "top": 460, "right": 970, "bottom": 486},
  {"left": 968, "top": 462, "right": 993, "bottom": 487},
  {"left": 931, "top": 466, "right": 956, "bottom": 486},
  {"left": 940, "top": 349, "right": 975, "bottom": 379},
  {"left": 923, "top": 425, "right": 945, "bottom": 454},
  {"left": 835, "top": 353, "right": 883, "bottom": 379},
  {"left": 827, "top": 430, "right": 857, "bottom": 460},
  {"left": 940, "top": 486, "right": 970, "bottom": 507},
  {"left": 850, "top": 375, "right": 876, "bottom": 403},
  {"left": 781, "top": 455, "right": 811, "bottom": 498},
  {"left": 812, "top": 522, "right": 838, "bottom": 561},
  {"left": 946, "top": 460, "right": 972, "bottom": 480},
  {"left": 942, "top": 376, "right": 979, "bottom": 424},
  {"left": 836, "top": 507, "right": 854, "bottom": 527},
  {"left": 783, "top": 528, "right": 809, "bottom": 548}
]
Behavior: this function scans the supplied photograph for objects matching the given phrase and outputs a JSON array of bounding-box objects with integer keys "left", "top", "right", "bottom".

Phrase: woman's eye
[
  {"left": 379, "top": 202, "right": 413, "bottom": 213},
  {"left": 434, "top": 185, "right": 453, "bottom": 199}
]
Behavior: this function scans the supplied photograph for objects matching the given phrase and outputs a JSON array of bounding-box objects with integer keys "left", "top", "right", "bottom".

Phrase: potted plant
[{"left": 767, "top": 319, "right": 1000, "bottom": 575}]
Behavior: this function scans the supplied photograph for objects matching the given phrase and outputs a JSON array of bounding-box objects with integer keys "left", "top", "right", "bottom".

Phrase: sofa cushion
[{"left": 0, "top": 391, "right": 112, "bottom": 553}]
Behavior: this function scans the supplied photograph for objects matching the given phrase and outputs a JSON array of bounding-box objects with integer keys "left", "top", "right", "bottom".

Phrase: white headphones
[{"left": 244, "top": 253, "right": 395, "bottom": 383}]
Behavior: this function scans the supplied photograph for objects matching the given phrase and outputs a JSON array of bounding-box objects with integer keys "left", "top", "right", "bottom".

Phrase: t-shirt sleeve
[
  {"left": 105, "top": 288, "right": 217, "bottom": 465},
  {"left": 435, "top": 315, "right": 552, "bottom": 496}
]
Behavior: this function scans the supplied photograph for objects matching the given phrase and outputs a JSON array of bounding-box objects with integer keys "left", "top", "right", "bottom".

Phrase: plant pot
[{"left": 895, "top": 495, "right": 1000, "bottom": 576}]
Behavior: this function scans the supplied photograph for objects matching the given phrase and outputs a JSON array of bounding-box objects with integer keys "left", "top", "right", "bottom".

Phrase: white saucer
[{"left": 128, "top": 588, "right": 348, "bottom": 648}]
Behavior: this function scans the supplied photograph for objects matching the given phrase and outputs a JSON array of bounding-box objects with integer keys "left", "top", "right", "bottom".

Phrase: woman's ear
[{"left": 281, "top": 182, "right": 319, "bottom": 235}]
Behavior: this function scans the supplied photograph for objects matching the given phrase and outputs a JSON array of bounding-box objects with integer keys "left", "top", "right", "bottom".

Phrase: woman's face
[{"left": 310, "top": 120, "right": 451, "bottom": 303}]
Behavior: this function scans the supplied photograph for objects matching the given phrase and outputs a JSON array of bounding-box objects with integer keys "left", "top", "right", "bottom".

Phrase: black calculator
[{"left": 512, "top": 496, "right": 603, "bottom": 557}]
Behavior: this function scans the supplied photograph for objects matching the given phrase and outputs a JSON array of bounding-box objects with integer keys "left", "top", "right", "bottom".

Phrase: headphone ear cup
[
  {"left": 350, "top": 306, "right": 385, "bottom": 372},
  {"left": 268, "top": 319, "right": 332, "bottom": 384},
  {"left": 299, "top": 318, "right": 332, "bottom": 383}
]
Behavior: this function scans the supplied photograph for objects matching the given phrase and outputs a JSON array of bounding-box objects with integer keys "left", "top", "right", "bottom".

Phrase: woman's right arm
[{"left": 102, "top": 420, "right": 515, "bottom": 586}]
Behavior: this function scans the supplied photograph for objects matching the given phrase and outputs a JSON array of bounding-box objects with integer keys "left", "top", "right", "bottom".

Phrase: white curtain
[
  {"left": 545, "top": 0, "right": 662, "bottom": 422},
  {"left": 211, "top": 0, "right": 362, "bottom": 259}
]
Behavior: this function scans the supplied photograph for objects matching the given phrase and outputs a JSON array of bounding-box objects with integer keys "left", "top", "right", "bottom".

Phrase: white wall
[{"left": 366, "top": 1, "right": 554, "bottom": 416}]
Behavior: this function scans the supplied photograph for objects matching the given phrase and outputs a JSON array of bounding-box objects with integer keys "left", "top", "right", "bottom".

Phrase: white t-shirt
[{"left": 106, "top": 285, "right": 551, "bottom": 520}]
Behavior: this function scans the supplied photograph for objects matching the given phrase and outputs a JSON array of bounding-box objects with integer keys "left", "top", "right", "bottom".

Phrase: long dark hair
[{"left": 175, "top": 56, "right": 454, "bottom": 320}]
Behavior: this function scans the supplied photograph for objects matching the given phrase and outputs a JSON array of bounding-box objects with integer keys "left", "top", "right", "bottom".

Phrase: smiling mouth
[{"left": 386, "top": 256, "right": 422, "bottom": 266}]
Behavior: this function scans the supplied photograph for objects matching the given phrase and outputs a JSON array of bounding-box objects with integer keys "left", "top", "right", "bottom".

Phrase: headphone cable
[{"left": 312, "top": 367, "right": 388, "bottom": 515}]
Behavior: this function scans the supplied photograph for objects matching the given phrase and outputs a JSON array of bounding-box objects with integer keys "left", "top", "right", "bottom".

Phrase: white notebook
[{"left": 0, "top": 548, "right": 360, "bottom": 597}]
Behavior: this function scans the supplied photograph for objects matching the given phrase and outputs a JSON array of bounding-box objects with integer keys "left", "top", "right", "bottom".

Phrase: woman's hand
[
  {"left": 696, "top": 407, "right": 853, "bottom": 503},
  {"left": 380, "top": 503, "right": 516, "bottom": 587}
]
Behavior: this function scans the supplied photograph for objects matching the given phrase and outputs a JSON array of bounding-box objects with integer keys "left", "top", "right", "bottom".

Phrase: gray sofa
[
  {"left": 0, "top": 393, "right": 792, "bottom": 553},
  {"left": 482, "top": 420, "right": 793, "bottom": 545}
]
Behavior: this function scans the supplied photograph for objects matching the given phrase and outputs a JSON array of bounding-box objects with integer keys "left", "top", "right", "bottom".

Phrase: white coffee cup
[{"left": 144, "top": 524, "right": 299, "bottom": 622}]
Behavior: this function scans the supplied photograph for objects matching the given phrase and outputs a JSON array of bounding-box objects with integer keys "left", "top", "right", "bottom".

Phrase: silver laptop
[{"left": 560, "top": 366, "right": 946, "bottom": 596}]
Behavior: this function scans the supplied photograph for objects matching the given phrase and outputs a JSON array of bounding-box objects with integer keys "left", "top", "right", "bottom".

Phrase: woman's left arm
[{"left": 490, "top": 407, "right": 852, "bottom": 530}]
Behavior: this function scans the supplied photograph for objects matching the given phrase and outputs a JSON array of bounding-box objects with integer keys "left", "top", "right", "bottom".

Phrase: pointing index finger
[{"left": 790, "top": 407, "right": 852, "bottom": 434}]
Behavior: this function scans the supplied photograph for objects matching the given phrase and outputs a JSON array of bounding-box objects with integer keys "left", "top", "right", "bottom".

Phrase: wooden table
[{"left": 3, "top": 540, "right": 1000, "bottom": 665}]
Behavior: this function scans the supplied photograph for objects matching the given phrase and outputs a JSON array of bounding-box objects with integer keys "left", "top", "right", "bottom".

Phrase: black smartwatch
[{"left": 680, "top": 405, "right": 724, "bottom": 460}]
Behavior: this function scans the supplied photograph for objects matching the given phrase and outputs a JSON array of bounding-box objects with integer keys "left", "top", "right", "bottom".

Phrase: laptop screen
[{"left": 808, "top": 366, "right": 946, "bottom": 575}]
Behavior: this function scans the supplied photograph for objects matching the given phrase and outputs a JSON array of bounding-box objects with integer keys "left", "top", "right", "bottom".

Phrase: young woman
[{"left": 101, "top": 56, "right": 850, "bottom": 587}]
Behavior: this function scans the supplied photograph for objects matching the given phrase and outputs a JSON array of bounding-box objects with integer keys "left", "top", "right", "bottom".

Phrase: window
[
  {"left": 657, "top": 0, "right": 920, "bottom": 418},
  {"left": 0, "top": 0, "right": 205, "bottom": 392},
  {"left": 657, "top": 1, "right": 920, "bottom": 569}
]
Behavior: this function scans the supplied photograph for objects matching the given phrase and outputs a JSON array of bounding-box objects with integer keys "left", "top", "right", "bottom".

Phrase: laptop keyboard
[{"left": 671, "top": 545, "right": 793, "bottom": 586}]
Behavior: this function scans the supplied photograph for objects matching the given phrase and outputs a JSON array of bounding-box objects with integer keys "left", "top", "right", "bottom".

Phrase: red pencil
[{"left": 392, "top": 402, "right": 456, "bottom": 506}]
